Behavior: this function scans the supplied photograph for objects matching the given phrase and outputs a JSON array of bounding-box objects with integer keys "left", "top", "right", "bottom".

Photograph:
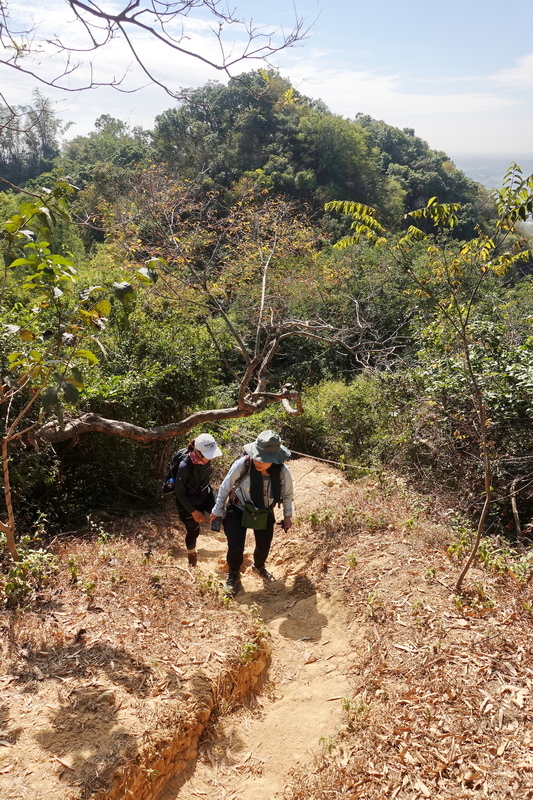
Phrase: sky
[{"left": 2, "top": 0, "right": 533, "bottom": 162}]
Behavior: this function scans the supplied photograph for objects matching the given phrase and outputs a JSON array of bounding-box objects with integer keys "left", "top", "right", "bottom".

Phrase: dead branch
[
  {"left": 511, "top": 477, "right": 522, "bottom": 540},
  {"left": 0, "top": 0, "right": 310, "bottom": 97},
  {"left": 33, "top": 385, "right": 302, "bottom": 445}
]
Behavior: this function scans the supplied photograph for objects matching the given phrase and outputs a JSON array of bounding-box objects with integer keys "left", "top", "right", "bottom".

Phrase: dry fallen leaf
[
  {"left": 415, "top": 779, "right": 431, "bottom": 797},
  {"left": 52, "top": 755, "right": 74, "bottom": 770}
]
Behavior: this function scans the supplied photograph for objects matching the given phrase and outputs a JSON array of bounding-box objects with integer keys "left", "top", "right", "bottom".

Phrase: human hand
[
  {"left": 283, "top": 516, "right": 293, "bottom": 531},
  {"left": 192, "top": 510, "right": 205, "bottom": 524}
]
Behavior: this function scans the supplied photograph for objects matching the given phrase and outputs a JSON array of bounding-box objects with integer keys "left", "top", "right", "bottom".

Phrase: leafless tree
[{"left": 0, "top": 0, "right": 309, "bottom": 96}]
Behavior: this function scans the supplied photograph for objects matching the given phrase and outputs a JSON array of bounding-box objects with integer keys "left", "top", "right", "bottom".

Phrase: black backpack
[{"left": 162, "top": 447, "right": 189, "bottom": 494}]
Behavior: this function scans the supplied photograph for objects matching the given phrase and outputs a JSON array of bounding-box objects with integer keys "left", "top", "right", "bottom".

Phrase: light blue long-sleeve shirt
[{"left": 212, "top": 456, "right": 294, "bottom": 518}]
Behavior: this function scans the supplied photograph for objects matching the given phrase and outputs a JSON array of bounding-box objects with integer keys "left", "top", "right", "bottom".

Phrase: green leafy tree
[
  {"left": 0, "top": 180, "right": 129, "bottom": 559},
  {"left": 326, "top": 164, "right": 533, "bottom": 592},
  {"left": 152, "top": 71, "right": 490, "bottom": 229},
  {"left": 355, "top": 114, "right": 494, "bottom": 236},
  {"left": 58, "top": 115, "right": 153, "bottom": 189},
  {"left": 152, "top": 70, "right": 382, "bottom": 208}
]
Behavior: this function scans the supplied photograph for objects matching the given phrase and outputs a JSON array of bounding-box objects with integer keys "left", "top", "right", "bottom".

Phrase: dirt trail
[
  {"left": 6, "top": 457, "right": 533, "bottom": 800},
  {"left": 159, "top": 458, "right": 355, "bottom": 800}
]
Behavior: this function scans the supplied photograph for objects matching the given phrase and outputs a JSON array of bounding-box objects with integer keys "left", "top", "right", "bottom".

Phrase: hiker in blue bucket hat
[{"left": 211, "top": 430, "right": 294, "bottom": 594}]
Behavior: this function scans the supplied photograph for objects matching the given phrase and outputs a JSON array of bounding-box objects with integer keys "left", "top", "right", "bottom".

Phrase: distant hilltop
[{"left": 451, "top": 154, "right": 533, "bottom": 190}]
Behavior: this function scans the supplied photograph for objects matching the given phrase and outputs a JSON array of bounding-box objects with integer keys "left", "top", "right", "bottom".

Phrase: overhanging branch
[
  {"left": 0, "top": 0, "right": 310, "bottom": 97},
  {"left": 34, "top": 386, "right": 302, "bottom": 445}
]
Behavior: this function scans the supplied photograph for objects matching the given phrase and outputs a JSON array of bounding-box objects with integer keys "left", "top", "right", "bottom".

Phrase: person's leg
[
  {"left": 252, "top": 512, "right": 275, "bottom": 571},
  {"left": 176, "top": 501, "right": 200, "bottom": 564},
  {"left": 223, "top": 505, "right": 246, "bottom": 589}
]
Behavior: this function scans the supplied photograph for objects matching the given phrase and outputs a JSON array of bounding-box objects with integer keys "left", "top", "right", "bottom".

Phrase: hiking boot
[
  {"left": 187, "top": 551, "right": 198, "bottom": 567},
  {"left": 225, "top": 572, "right": 241, "bottom": 595},
  {"left": 252, "top": 564, "right": 275, "bottom": 582}
]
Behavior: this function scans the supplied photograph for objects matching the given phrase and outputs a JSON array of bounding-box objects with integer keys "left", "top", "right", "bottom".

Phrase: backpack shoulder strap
[
  {"left": 233, "top": 455, "right": 250, "bottom": 489},
  {"left": 171, "top": 447, "right": 191, "bottom": 479},
  {"left": 227, "top": 455, "right": 250, "bottom": 505}
]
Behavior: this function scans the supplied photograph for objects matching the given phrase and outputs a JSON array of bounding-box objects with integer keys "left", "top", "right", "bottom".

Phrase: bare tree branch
[
  {"left": 33, "top": 384, "right": 302, "bottom": 444},
  {"left": 0, "top": 0, "right": 310, "bottom": 96},
  {"left": 511, "top": 476, "right": 522, "bottom": 540},
  {"left": 255, "top": 238, "right": 277, "bottom": 358}
]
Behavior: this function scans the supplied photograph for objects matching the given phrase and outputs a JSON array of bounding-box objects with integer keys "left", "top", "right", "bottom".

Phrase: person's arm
[
  {"left": 280, "top": 465, "right": 294, "bottom": 515},
  {"left": 211, "top": 457, "right": 246, "bottom": 518},
  {"left": 280, "top": 465, "right": 294, "bottom": 529}
]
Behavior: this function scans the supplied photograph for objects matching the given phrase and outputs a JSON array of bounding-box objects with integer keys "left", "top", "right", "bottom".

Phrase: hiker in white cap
[
  {"left": 175, "top": 434, "right": 222, "bottom": 566},
  {"left": 210, "top": 430, "right": 293, "bottom": 593}
]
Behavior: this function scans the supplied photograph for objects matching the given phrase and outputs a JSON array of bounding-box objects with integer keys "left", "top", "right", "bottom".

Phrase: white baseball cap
[{"left": 194, "top": 433, "right": 222, "bottom": 459}]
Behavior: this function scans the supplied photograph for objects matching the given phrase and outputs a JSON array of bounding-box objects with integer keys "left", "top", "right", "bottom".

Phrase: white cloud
[
  {"left": 2, "top": 11, "right": 226, "bottom": 91},
  {"left": 492, "top": 53, "right": 533, "bottom": 88},
  {"left": 282, "top": 58, "right": 518, "bottom": 120},
  {"left": 0, "top": 3, "right": 235, "bottom": 130},
  {"left": 273, "top": 47, "right": 532, "bottom": 154}
]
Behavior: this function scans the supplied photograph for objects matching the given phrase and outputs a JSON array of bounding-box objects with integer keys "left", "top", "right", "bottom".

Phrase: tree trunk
[
  {"left": 1, "top": 437, "right": 19, "bottom": 561},
  {"left": 455, "top": 384, "right": 492, "bottom": 594}
]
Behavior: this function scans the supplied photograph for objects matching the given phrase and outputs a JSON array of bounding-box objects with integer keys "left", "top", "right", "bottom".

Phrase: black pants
[
  {"left": 223, "top": 503, "right": 274, "bottom": 574},
  {"left": 176, "top": 489, "right": 215, "bottom": 551}
]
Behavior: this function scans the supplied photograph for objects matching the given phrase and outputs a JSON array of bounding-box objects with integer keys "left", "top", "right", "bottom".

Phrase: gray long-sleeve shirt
[{"left": 212, "top": 456, "right": 294, "bottom": 518}]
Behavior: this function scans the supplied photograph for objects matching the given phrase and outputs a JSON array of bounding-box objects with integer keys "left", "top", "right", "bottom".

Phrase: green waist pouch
[{"left": 241, "top": 502, "right": 270, "bottom": 530}]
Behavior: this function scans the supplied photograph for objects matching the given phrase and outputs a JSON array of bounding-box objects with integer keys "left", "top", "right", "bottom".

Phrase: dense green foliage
[
  {"left": 1, "top": 71, "right": 533, "bottom": 555},
  {"left": 151, "top": 70, "right": 492, "bottom": 236}
]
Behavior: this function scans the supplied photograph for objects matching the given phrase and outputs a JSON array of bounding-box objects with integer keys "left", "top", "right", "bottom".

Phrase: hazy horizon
[{"left": 450, "top": 154, "right": 533, "bottom": 189}]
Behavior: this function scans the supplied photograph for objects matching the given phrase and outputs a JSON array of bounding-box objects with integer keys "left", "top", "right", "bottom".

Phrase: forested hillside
[
  {"left": 1, "top": 68, "right": 533, "bottom": 584},
  {"left": 3, "top": 62, "right": 533, "bottom": 800}
]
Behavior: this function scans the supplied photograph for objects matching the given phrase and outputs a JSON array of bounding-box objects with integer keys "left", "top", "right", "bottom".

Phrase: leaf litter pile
[
  {"left": 280, "top": 478, "right": 533, "bottom": 800},
  {"left": 1, "top": 461, "right": 533, "bottom": 799}
]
